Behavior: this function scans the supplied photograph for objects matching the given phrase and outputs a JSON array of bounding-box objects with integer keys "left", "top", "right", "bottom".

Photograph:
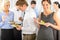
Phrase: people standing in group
[
  {"left": 0, "top": 0, "right": 14, "bottom": 40},
  {"left": 34, "top": 0, "right": 60, "bottom": 40}
]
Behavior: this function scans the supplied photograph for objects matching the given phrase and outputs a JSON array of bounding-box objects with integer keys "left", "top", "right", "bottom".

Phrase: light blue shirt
[
  {"left": 34, "top": 8, "right": 39, "bottom": 18},
  {"left": 0, "top": 11, "right": 14, "bottom": 29}
]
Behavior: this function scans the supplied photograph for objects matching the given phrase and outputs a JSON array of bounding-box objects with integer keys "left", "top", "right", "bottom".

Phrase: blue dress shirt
[
  {"left": 34, "top": 8, "right": 39, "bottom": 18},
  {"left": 0, "top": 11, "right": 14, "bottom": 29}
]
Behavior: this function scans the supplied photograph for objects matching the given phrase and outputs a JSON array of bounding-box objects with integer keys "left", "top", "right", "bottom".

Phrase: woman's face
[
  {"left": 4, "top": 2, "right": 10, "bottom": 11},
  {"left": 42, "top": 1, "right": 50, "bottom": 10},
  {"left": 53, "top": 4, "right": 58, "bottom": 10}
]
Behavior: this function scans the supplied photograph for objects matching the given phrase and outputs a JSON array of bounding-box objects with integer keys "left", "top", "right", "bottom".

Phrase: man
[
  {"left": 17, "top": 0, "right": 37, "bottom": 40},
  {"left": 11, "top": 0, "right": 26, "bottom": 40},
  {"left": 31, "top": 1, "right": 39, "bottom": 37},
  {"left": 31, "top": 0, "right": 39, "bottom": 18}
]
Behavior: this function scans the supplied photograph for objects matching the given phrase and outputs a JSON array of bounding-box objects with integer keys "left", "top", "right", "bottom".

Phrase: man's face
[
  {"left": 19, "top": 4, "right": 27, "bottom": 11},
  {"left": 31, "top": 4, "right": 36, "bottom": 9},
  {"left": 16, "top": 6, "right": 19, "bottom": 9}
]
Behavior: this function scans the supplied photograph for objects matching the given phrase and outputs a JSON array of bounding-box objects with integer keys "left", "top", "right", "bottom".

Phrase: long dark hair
[{"left": 54, "top": 1, "right": 60, "bottom": 8}]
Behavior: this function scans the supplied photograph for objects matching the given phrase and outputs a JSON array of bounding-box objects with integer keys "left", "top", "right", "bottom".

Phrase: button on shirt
[
  {"left": 22, "top": 7, "right": 37, "bottom": 34},
  {"left": 0, "top": 11, "right": 14, "bottom": 29}
]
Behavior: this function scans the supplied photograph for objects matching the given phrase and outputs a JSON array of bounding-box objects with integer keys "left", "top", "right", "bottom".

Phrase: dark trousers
[
  {"left": 14, "top": 28, "right": 22, "bottom": 40},
  {"left": 53, "top": 30, "right": 60, "bottom": 40},
  {"left": 1, "top": 29, "right": 14, "bottom": 40}
]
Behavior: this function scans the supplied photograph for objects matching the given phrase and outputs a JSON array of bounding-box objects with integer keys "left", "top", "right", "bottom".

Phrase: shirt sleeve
[{"left": 0, "top": 15, "right": 4, "bottom": 27}]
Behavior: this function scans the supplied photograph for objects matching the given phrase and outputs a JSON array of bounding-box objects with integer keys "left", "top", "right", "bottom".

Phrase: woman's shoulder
[
  {"left": 53, "top": 11, "right": 60, "bottom": 20},
  {"left": 9, "top": 10, "right": 14, "bottom": 15}
]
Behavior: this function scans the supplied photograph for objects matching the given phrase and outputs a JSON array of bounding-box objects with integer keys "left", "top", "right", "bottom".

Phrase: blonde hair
[{"left": 1, "top": 0, "right": 10, "bottom": 10}]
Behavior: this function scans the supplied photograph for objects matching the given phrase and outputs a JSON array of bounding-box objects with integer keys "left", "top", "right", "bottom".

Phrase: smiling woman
[
  {"left": 0, "top": 0, "right": 14, "bottom": 40},
  {"left": 34, "top": 0, "right": 55, "bottom": 40}
]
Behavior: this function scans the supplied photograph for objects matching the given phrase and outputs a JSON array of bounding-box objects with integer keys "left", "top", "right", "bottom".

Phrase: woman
[
  {"left": 53, "top": 1, "right": 60, "bottom": 40},
  {"left": 0, "top": 0, "right": 14, "bottom": 40},
  {"left": 34, "top": 0, "right": 60, "bottom": 40}
]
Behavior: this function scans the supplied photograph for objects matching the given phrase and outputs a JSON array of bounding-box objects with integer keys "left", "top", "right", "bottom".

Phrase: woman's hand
[
  {"left": 2, "top": 16, "right": 6, "bottom": 22},
  {"left": 44, "top": 22, "right": 52, "bottom": 27}
]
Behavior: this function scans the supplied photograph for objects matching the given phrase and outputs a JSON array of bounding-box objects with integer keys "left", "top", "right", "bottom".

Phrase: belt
[{"left": 17, "top": 24, "right": 21, "bottom": 25}]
